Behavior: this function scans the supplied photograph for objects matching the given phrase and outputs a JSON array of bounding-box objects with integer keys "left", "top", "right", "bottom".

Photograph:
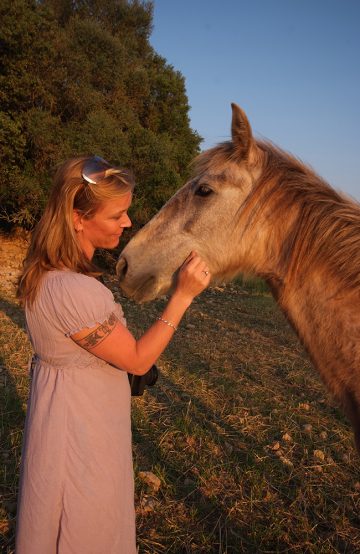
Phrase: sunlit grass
[
  {"left": 1, "top": 263, "right": 360, "bottom": 552},
  {"left": 0, "top": 288, "right": 30, "bottom": 550}
]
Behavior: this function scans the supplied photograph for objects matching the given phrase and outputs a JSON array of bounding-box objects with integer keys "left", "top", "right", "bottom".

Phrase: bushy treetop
[{"left": 0, "top": 0, "right": 201, "bottom": 228}]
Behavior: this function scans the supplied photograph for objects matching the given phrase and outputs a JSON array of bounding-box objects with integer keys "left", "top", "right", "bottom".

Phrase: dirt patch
[{"left": 0, "top": 231, "right": 29, "bottom": 295}]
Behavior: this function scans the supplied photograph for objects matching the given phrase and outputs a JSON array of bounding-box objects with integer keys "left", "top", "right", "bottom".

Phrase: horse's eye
[{"left": 195, "top": 184, "right": 213, "bottom": 197}]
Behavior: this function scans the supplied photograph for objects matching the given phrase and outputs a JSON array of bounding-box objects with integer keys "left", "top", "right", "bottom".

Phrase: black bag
[{"left": 128, "top": 364, "right": 159, "bottom": 396}]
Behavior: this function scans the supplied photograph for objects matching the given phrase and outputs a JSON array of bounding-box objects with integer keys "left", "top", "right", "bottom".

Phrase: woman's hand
[{"left": 174, "top": 251, "right": 211, "bottom": 303}]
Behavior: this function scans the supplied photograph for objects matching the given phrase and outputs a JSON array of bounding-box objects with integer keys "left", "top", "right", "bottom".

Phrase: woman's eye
[{"left": 195, "top": 184, "right": 213, "bottom": 197}]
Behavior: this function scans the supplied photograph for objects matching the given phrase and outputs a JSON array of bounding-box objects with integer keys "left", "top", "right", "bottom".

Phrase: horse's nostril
[{"left": 116, "top": 256, "right": 128, "bottom": 280}]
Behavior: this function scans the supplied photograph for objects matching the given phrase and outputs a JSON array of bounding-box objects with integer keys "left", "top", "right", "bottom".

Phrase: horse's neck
[{"left": 266, "top": 272, "right": 358, "bottom": 394}]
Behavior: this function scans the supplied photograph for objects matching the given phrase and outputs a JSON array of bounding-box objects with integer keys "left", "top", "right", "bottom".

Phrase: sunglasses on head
[{"left": 82, "top": 155, "right": 116, "bottom": 184}]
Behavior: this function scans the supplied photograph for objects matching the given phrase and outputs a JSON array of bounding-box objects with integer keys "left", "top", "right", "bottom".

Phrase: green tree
[{"left": 0, "top": 0, "right": 201, "bottom": 229}]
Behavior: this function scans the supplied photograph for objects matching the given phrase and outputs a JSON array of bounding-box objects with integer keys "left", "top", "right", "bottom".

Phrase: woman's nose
[{"left": 121, "top": 214, "right": 132, "bottom": 228}]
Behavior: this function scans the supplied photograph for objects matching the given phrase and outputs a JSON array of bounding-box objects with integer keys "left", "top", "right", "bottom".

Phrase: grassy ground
[{"left": 1, "top": 242, "right": 360, "bottom": 552}]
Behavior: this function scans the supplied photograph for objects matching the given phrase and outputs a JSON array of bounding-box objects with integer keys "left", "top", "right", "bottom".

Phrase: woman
[{"left": 16, "top": 156, "right": 211, "bottom": 553}]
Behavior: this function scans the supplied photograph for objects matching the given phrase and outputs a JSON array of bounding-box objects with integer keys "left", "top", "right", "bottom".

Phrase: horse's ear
[{"left": 231, "top": 103, "right": 253, "bottom": 157}]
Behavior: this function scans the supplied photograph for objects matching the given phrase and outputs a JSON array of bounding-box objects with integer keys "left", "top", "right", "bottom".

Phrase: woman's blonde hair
[{"left": 17, "top": 156, "right": 135, "bottom": 306}]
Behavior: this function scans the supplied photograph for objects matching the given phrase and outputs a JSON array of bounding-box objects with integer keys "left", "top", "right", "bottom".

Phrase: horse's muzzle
[{"left": 116, "top": 255, "right": 128, "bottom": 281}]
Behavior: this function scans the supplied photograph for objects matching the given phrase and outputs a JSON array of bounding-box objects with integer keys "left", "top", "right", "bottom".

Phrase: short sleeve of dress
[{"left": 43, "top": 271, "right": 122, "bottom": 337}]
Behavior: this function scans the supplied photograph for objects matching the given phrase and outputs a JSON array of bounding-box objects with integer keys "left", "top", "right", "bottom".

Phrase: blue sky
[{"left": 150, "top": 0, "right": 360, "bottom": 200}]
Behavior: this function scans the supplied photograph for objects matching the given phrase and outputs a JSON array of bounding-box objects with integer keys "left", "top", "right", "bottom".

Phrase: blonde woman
[{"left": 16, "top": 156, "right": 211, "bottom": 553}]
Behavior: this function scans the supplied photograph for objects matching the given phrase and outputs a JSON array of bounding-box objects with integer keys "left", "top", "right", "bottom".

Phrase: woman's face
[{"left": 74, "top": 192, "right": 132, "bottom": 259}]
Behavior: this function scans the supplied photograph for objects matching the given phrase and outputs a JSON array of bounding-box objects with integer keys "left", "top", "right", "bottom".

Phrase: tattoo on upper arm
[{"left": 74, "top": 312, "right": 117, "bottom": 349}]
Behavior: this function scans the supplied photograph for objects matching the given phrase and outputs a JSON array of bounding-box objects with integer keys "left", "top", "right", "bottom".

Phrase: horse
[{"left": 117, "top": 103, "right": 360, "bottom": 452}]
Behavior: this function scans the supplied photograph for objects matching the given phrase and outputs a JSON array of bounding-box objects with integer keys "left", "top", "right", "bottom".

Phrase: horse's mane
[{"left": 194, "top": 140, "right": 360, "bottom": 290}]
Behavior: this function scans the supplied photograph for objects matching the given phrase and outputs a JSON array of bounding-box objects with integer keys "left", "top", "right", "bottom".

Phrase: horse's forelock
[{"left": 191, "top": 142, "right": 240, "bottom": 177}]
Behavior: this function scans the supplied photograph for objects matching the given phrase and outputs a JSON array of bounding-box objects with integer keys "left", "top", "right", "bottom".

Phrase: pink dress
[{"left": 15, "top": 270, "right": 136, "bottom": 554}]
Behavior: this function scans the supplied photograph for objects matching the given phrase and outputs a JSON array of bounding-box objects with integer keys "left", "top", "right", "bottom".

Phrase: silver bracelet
[{"left": 157, "top": 317, "right": 177, "bottom": 332}]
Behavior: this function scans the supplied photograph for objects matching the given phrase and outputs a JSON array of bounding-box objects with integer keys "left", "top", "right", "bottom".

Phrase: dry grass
[
  {"left": 1, "top": 246, "right": 360, "bottom": 552},
  {"left": 0, "top": 290, "right": 31, "bottom": 551},
  {"left": 110, "top": 275, "right": 360, "bottom": 553}
]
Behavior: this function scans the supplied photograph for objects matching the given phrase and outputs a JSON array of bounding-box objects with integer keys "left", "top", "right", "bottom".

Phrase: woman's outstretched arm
[{"left": 71, "top": 252, "right": 210, "bottom": 374}]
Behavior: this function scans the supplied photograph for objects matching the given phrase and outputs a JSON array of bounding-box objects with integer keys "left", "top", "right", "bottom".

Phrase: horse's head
[{"left": 117, "top": 104, "right": 266, "bottom": 302}]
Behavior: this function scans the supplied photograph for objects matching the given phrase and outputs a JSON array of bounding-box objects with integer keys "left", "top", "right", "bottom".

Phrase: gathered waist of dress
[
  {"left": 29, "top": 353, "right": 96, "bottom": 373},
  {"left": 30, "top": 354, "right": 79, "bottom": 373},
  {"left": 28, "top": 353, "right": 122, "bottom": 375}
]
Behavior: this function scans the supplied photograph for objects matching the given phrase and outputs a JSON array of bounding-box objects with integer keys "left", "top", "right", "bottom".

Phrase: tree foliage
[{"left": 0, "top": 0, "right": 201, "bottom": 228}]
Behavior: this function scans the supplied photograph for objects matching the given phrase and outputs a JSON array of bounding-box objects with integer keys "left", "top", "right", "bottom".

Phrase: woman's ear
[{"left": 73, "top": 210, "right": 83, "bottom": 232}]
